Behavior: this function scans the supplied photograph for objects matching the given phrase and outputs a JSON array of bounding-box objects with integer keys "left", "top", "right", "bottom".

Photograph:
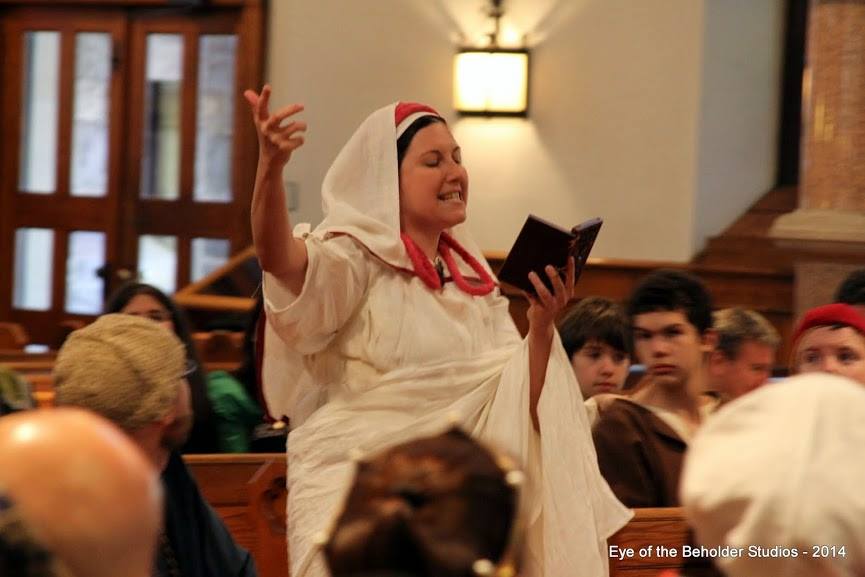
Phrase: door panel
[
  {"left": 2, "top": 9, "right": 125, "bottom": 344},
  {"left": 0, "top": 3, "right": 262, "bottom": 346}
]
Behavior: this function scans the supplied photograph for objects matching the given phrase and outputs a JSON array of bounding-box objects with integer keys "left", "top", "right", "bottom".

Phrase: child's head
[
  {"left": 792, "top": 303, "right": 865, "bottom": 385},
  {"left": 325, "top": 428, "right": 520, "bottom": 577},
  {"left": 627, "top": 270, "right": 714, "bottom": 390},
  {"left": 559, "top": 297, "right": 631, "bottom": 398}
]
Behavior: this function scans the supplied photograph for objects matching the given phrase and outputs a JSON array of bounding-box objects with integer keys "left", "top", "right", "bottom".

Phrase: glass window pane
[
  {"left": 194, "top": 35, "right": 237, "bottom": 203},
  {"left": 191, "top": 237, "right": 230, "bottom": 282},
  {"left": 65, "top": 231, "right": 106, "bottom": 314},
  {"left": 13, "top": 228, "right": 54, "bottom": 311},
  {"left": 140, "top": 34, "right": 183, "bottom": 200},
  {"left": 138, "top": 234, "right": 177, "bottom": 293},
  {"left": 19, "top": 31, "right": 60, "bottom": 195},
  {"left": 70, "top": 33, "right": 111, "bottom": 198}
]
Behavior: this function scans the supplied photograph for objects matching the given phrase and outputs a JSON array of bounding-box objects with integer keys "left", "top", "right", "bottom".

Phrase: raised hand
[
  {"left": 244, "top": 84, "right": 307, "bottom": 170},
  {"left": 525, "top": 257, "right": 576, "bottom": 339},
  {"left": 245, "top": 85, "right": 309, "bottom": 285}
]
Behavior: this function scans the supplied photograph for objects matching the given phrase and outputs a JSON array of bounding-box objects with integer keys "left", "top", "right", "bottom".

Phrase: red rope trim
[
  {"left": 400, "top": 232, "right": 496, "bottom": 296},
  {"left": 440, "top": 232, "right": 496, "bottom": 296},
  {"left": 401, "top": 233, "right": 441, "bottom": 290}
]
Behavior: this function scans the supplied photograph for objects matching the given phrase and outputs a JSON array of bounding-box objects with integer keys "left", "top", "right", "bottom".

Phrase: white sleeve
[{"left": 262, "top": 234, "right": 371, "bottom": 355}]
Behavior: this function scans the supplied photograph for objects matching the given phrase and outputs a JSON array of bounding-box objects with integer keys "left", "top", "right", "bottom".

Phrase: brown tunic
[{"left": 591, "top": 398, "right": 686, "bottom": 508}]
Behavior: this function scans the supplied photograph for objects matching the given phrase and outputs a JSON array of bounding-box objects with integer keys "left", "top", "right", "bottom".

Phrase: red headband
[
  {"left": 792, "top": 303, "right": 865, "bottom": 346},
  {"left": 395, "top": 102, "right": 441, "bottom": 137}
]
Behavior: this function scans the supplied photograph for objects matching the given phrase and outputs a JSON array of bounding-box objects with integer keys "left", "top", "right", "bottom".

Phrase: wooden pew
[
  {"left": 185, "top": 454, "right": 289, "bottom": 577},
  {"left": 186, "top": 457, "right": 704, "bottom": 577},
  {"left": 609, "top": 507, "right": 715, "bottom": 577},
  {"left": 0, "top": 322, "right": 29, "bottom": 349}
]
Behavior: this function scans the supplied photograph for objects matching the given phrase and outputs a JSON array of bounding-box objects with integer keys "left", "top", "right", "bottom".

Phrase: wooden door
[
  {"left": 0, "top": 8, "right": 127, "bottom": 345},
  {"left": 0, "top": 1, "right": 264, "bottom": 346}
]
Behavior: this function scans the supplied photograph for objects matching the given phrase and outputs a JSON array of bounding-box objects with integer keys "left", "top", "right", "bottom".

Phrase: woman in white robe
[{"left": 243, "top": 87, "right": 631, "bottom": 577}]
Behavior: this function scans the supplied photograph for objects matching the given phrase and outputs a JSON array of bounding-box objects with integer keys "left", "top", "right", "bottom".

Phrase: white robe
[{"left": 262, "top": 233, "right": 631, "bottom": 577}]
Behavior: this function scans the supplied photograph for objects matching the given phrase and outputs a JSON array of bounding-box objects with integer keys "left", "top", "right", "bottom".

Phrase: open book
[{"left": 496, "top": 215, "right": 603, "bottom": 294}]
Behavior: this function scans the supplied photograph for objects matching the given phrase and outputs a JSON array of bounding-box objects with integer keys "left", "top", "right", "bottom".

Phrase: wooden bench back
[
  {"left": 185, "top": 454, "right": 288, "bottom": 577},
  {"left": 609, "top": 507, "right": 716, "bottom": 577},
  {"left": 186, "top": 455, "right": 705, "bottom": 577}
]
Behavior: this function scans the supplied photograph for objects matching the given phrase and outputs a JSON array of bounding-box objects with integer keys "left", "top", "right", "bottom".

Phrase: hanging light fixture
[{"left": 453, "top": 0, "right": 529, "bottom": 117}]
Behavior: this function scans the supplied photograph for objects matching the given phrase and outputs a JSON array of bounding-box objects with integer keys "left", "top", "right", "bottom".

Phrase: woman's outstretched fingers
[
  {"left": 243, "top": 89, "right": 259, "bottom": 108},
  {"left": 269, "top": 103, "right": 305, "bottom": 126},
  {"left": 258, "top": 84, "right": 271, "bottom": 118}
]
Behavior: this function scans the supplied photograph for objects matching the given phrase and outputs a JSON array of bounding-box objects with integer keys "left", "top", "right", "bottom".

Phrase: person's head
[
  {"left": 558, "top": 297, "right": 631, "bottom": 398},
  {"left": 395, "top": 104, "right": 467, "bottom": 244},
  {"left": 707, "top": 308, "right": 779, "bottom": 401},
  {"left": 325, "top": 428, "right": 520, "bottom": 577},
  {"left": 0, "top": 366, "right": 35, "bottom": 416},
  {"left": 791, "top": 303, "right": 865, "bottom": 385},
  {"left": 104, "top": 282, "right": 179, "bottom": 333},
  {"left": 681, "top": 373, "right": 865, "bottom": 577},
  {"left": 627, "top": 269, "right": 715, "bottom": 390},
  {"left": 0, "top": 408, "right": 162, "bottom": 577},
  {"left": 835, "top": 268, "right": 865, "bottom": 316},
  {"left": 104, "top": 281, "right": 214, "bottom": 451},
  {"left": 52, "top": 314, "right": 193, "bottom": 470}
]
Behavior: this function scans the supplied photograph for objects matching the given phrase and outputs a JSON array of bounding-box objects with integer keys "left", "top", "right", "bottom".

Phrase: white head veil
[{"left": 310, "top": 101, "right": 492, "bottom": 278}]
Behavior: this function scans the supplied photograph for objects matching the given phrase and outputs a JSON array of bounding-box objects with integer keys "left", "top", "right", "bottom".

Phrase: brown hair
[
  {"left": 324, "top": 429, "right": 518, "bottom": 577},
  {"left": 713, "top": 308, "right": 780, "bottom": 360}
]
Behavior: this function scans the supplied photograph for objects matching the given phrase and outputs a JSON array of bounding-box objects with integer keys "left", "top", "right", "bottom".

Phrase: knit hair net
[{"left": 53, "top": 314, "right": 186, "bottom": 432}]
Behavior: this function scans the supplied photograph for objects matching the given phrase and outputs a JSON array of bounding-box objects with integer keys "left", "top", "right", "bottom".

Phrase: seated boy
[
  {"left": 791, "top": 302, "right": 865, "bottom": 385},
  {"left": 558, "top": 297, "right": 631, "bottom": 424},
  {"left": 592, "top": 269, "right": 716, "bottom": 508}
]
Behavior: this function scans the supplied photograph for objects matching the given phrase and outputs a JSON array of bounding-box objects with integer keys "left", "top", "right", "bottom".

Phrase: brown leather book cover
[{"left": 497, "top": 215, "right": 602, "bottom": 294}]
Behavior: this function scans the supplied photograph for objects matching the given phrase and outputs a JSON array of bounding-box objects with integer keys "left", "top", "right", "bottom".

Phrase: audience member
[
  {"left": 558, "top": 297, "right": 631, "bottom": 424},
  {"left": 680, "top": 373, "right": 865, "bottom": 577},
  {"left": 706, "top": 308, "right": 779, "bottom": 402},
  {"left": 0, "top": 408, "right": 162, "bottom": 577},
  {"left": 0, "top": 365, "right": 35, "bottom": 415},
  {"left": 834, "top": 268, "right": 865, "bottom": 315},
  {"left": 206, "top": 295, "right": 279, "bottom": 452},
  {"left": 105, "top": 281, "right": 220, "bottom": 453},
  {"left": 593, "top": 269, "right": 716, "bottom": 507},
  {"left": 324, "top": 428, "right": 521, "bottom": 577},
  {"left": 559, "top": 296, "right": 632, "bottom": 398},
  {"left": 52, "top": 314, "right": 257, "bottom": 577},
  {"left": 791, "top": 303, "right": 865, "bottom": 385}
]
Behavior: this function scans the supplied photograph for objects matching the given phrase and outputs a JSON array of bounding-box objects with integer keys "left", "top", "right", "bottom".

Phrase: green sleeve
[{"left": 206, "top": 371, "right": 263, "bottom": 453}]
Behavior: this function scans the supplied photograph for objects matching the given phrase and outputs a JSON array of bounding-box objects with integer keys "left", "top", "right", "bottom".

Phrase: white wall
[
  {"left": 692, "top": 0, "right": 785, "bottom": 254},
  {"left": 265, "top": 0, "right": 783, "bottom": 262}
]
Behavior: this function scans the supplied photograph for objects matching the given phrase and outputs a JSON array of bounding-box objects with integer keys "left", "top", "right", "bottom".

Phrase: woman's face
[
  {"left": 121, "top": 294, "right": 175, "bottom": 333},
  {"left": 398, "top": 122, "right": 469, "bottom": 239},
  {"left": 795, "top": 325, "right": 865, "bottom": 385}
]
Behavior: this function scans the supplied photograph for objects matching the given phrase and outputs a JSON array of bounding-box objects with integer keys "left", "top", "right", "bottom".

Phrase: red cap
[
  {"left": 792, "top": 303, "right": 865, "bottom": 346},
  {"left": 394, "top": 102, "right": 441, "bottom": 137}
]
